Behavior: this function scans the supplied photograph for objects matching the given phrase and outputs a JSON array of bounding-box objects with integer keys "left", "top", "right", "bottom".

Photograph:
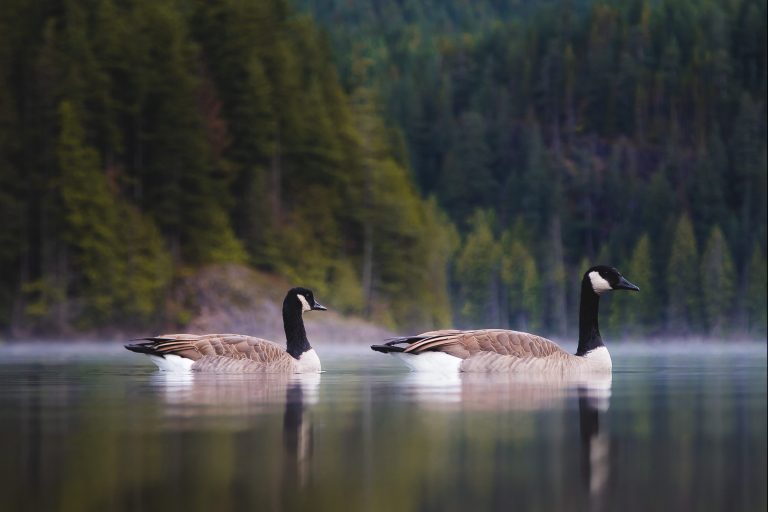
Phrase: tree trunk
[
  {"left": 270, "top": 126, "right": 283, "bottom": 224},
  {"left": 548, "top": 216, "right": 568, "bottom": 336}
]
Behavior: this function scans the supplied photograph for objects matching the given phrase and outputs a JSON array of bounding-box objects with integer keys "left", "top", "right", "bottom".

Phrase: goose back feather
[
  {"left": 378, "top": 329, "right": 603, "bottom": 373},
  {"left": 127, "top": 334, "right": 310, "bottom": 373}
]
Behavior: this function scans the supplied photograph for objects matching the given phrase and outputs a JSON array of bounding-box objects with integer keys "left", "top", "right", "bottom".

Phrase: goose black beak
[
  {"left": 615, "top": 276, "right": 640, "bottom": 292},
  {"left": 312, "top": 301, "right": 327, "bottom": 311}
]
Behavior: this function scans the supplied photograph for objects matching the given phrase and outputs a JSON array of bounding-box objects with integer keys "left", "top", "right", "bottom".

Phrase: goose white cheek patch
[
  {"left": 297, "top": 294, "right": 311, "bottom": 312},
  {"left": 588, "top": 272, "right": 612, "bottom": 294}
]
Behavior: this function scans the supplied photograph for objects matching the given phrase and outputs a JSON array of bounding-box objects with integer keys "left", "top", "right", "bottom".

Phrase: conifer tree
[
  {"left": 114, "top": 204, "right": 171, "bottom": 322},
  {"left": 746, "top": 245, "right": 767, "bottom": 336},
  {"left": 415, "top": 198, "right": 459, "bottom": 328},
  {"left": 439, "top": 111, "right": 495, "bottom": 226},
  {"left": 700, "top": 226, "right": 736, "bottom": 334},
  {"left": 667, "top": 214, "right": 701, "bottom": 333},
  {"left": 608, "top": 233, "right": 653, "bottom": 337},
  {"left": 627, "top": 234, "right": 655, "bottom": 333},
  {"left": 57, "top": 101, "right": 122, "bottom": 326},
  {"left": 500, "top": 231, "right": 541, "bottom": 331},
  {"left": 132, "top": 1, "right": 245, "bottom": 264},
  {"left": 456, "top": 210, "right": 501, "bottom": 325}
]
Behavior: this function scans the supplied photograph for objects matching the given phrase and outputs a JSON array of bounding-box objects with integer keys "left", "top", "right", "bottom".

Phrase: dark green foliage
[
  {"left": 0, "top": 0, "right": 765, "bottom": 337},
  {"left": 501, "top": 223, "right": 542, "bottom": 332},
  {"left": 0, "top": 0, "right": 456, "bottom": 335},
  {"left": 55, "top": 101, "right": 171, "bottom": 328},
  {"left": 607, "top": 233, "right": 654, "bottom": 337},
  {"left": 745, "top": 245, "right": 767, "bottom": 336},
  {"left": 667, "top": 214, "right": 701, "bottom": 334},
  {"left": 701, "top": 226, "right": 736, "bottom": 334},
  {"left": 303, "top": 0, "right": 766, "bottom": 337},
  {"left": 57, "top": 101, "right": 121, "bottom": 326},
  {"left": 439, "top": 111, "right": 495, "bottom": 227},
  {"left": 455, "top": 210, "right": 501, "bottom": 325}
]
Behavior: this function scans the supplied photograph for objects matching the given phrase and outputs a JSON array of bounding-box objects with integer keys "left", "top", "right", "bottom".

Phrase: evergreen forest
[{"left": 0, "top": 0, "right": 765, "bottom": 339}]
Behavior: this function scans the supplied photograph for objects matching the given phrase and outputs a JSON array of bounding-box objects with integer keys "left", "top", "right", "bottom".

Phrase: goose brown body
[
  {"left": 377, "top": 329, "right": 610, "bottom": 373},
  {"left": 131, "top": 334, "right": 317, "bottom": 373},
  {"left": 372, "top": 265, "right": 639, "bottom": 373},
  {"left": 125, "top": 287, "right": 326, "bottom": 373}
]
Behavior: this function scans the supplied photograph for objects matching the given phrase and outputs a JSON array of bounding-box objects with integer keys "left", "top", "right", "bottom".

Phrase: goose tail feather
[
  {"left": 124, "top": 341, "right": 162, "bottom": 356},
  {"left": 370, "top": 344, "right": 405, "bottom": 353}
]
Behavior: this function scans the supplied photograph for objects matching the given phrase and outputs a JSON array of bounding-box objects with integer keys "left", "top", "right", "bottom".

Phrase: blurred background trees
[
  {"left": 301, "top": 0, "right": 767, "bottom": 338},
  {"left": 0, "top": 0, "right": 765, "bottom": 338}
]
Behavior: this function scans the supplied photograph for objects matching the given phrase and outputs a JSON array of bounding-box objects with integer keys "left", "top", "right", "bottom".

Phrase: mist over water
[{"left": 0, "top": 342, "right": 765, "bottom": 512}]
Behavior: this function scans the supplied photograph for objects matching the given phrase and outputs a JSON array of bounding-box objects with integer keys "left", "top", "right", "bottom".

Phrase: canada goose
[
  {"left": 125, "top": 287, "right": 327, "bottom": 373},
  {"left": 371, "top": 265, "right": 639, "bottom": 373}
]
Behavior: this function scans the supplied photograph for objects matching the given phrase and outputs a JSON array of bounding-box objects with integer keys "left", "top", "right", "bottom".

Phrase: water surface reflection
[
  {"left": 395, "top": 371, "right": 613, "bottom": 511},
  {"left": 0, "top": 343, "right": 764, "bottom": 512},
  {"left": 152, "top": 371, "right": 319, "bottom": 494}
]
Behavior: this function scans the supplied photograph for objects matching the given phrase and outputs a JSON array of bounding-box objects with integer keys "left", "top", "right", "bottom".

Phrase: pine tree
[
  {"left": 455, "top": 210, "right": 501, "bottom": 325},
  {"left": 57, "top": 101, "right": 170, "bottom": 328},
  {"left": 439, "top": 111, "right": 495, "bottom": 226},
  {"left": 690, "top": 128, "right": 728, "bottom": 242},
  {"left": 730, "top": 93, "right": 767, "bottom": 262},
  {"left": 544, "top": 216, "right": 568, "bottom": 336},
  {"left": 57, "top": 101, "right": 122, "bottom": 326},
  {"left": 500, "top": 231, "right": 541, "bottom": 331},
  {"left": 700, "top": 226, "right": 736, "bottom": 334},
  {"left": 666, "top": 213, "right": 701, "bottom": 334},
  {"left": 745, "top": 245, "right": 767, "bottom": 336},
  {"left": 608, "top": 233, "right": 653, "bottom": 337},
  {"left": 114, "top": 204, "right": 171, "bottom": 322},
  {"left": 414, "top": 198, "right": 459, "bottom": 328},
  {"left": 627, "top": 234, "right": 655, "bottom": 333},
  {"left": 131, "top": 1, "right": 245, "bottom": 264}
]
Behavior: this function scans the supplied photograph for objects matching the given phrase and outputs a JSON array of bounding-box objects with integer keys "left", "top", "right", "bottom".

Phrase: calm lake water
[{"left": 0, "top": 342, "right": 765, "bottom": 512}]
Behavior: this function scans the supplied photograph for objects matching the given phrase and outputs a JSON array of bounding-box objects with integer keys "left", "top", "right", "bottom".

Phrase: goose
[
  {"left": 125, "top": 287, "right": 327, "bottom": 373},
  {"left": 371, "top": 265, "right": 639, "bottom": 373}
]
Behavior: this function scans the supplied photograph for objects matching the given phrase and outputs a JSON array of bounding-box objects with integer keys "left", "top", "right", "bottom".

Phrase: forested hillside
[
  {"left": 0, "top": 0, "right": 455, "bottom": 336},
  {"left": 0, "top": 0, "right": 765, "bottom": 339},
  {"left": 303, "top": 0, "right": 767, "bottom": 337}
]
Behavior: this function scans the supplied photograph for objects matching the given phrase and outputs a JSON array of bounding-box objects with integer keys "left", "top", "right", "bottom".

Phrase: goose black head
[
  {"left": 584, "top": 265, "right": 640, "bottom": 295},
  {"left": 285, "top": 287, "right": 327, "bottom": 313}
]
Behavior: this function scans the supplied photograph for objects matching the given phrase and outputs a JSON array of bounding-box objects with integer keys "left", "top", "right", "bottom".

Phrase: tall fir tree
[
  {"left": 700, "top": 226, "right": 736, "bottom": 334},
  {"left": 745, "top": 245, "right": 767, "bottom": 336},
  {"left": 667, "top": 214, "right": 701, "bottom": 333},
  {"left": 57, "top": 101, "right": 122, "bottom": 327},
  {"left": 455, "top": 210, "right": 501, "bottom": 325},
  {"left": 500, "top": 230, "right": 541, "bottom": 332},
  {"left": 439, "top": 111, "right": 495, "bottom": 226},
  {"left": 608, "top": 233, "right": 654, "bottom": 337}
]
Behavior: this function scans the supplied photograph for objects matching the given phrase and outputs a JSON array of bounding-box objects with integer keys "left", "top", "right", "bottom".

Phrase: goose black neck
[
  {"left": 283, "top": 300, "right": 311, "bottom": 359},
  {"left": 576, "top": 278, "right": 603, "bottom": 356}
]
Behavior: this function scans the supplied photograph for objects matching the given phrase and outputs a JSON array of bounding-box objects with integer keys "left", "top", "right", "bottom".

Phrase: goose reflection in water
[
  {"left": 282, "top": 380, "right": 314, "bottom": 489},
  {"left": 578, "top": 384, "right": 610, "bottom": 512},
  {"left": 150, "top": 372, "right": 319, "bottom": 425},
  {"left": 395, "top": 371, "right": 612, "bottom": 509},
  {"left": 396, "top": 371, "right": 611, "bottom": 411},
  {"left": 149, "top": 371, "right": 318, "bottom": 493}
]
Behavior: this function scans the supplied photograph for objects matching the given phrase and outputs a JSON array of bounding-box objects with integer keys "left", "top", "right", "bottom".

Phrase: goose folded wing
[
  {"left": 147, "top": 333, "right": 287, "bottom": 362},
  {"left": 402, "top": 329, "right": 569, "bottom": 360}
]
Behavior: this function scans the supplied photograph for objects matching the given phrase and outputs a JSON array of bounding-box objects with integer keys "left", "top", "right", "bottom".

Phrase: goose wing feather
[
  {"left": 139, "top": 333, "right": 294, "bottom": 369},
  {"left": 401, "top": 329, "right": 570, "bottom": 360}
]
